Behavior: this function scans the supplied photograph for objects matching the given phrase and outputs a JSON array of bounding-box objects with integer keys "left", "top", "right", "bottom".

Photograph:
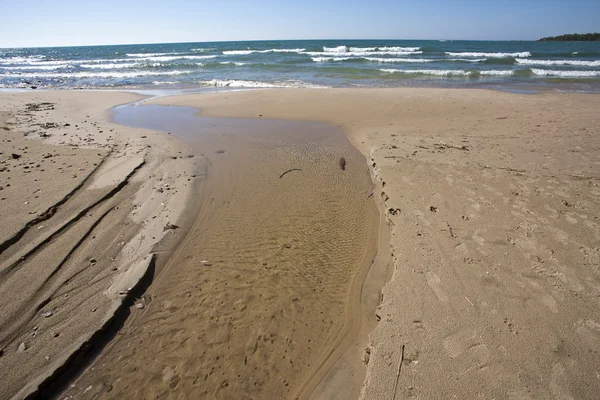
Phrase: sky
[{"left": 1, "top": 0, "right": 599, "bottom": 48}]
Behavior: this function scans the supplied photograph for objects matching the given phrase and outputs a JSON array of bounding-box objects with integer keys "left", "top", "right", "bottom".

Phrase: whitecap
[
  {"left": 197, "top": 79, "right": 328, "bottom": 88},
  {"left": 323, "top": 46, "right": 348, "bottom": 53},
  {"left": 445, "top": 51, "right": 531, "bottom": 58},
  {"left": 380, "top": 69, "right": 470, "bottom": 76},
  {"left": 378, "top": 46, "right": 421, "bottom": 52},
  {"left": 126, "top": 52, "right": 186, "bottom": 57},
  {"left": 516, "top": 58, "right": 600, "bottom": 67},
  {"left": 304, "top": 50, "right": 423, "bottom": 57},
  {"left": 0, "top": 70, "right": 192, "bottom": 78},
  {"left": 530, "top": 69, "right": 600, "bottom": 77}
]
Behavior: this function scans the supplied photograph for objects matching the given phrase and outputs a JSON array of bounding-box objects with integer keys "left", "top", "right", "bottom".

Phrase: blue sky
[{"left": 1, "top": 0, "right": 599, "bottom": 47}]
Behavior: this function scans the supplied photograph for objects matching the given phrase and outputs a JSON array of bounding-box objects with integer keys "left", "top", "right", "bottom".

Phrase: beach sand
[
  {"left": 145, "top": 88, "right": 600, "bottom": 399},
  {"left": 1, "top": 88, "right": 599, "bottom": 400},
  {"left": 0, "top": 91, "right": 204, "bottom": 399}
]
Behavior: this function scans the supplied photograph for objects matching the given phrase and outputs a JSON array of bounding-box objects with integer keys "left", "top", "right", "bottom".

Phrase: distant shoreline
[{"left": 539, "top": 32, "right": 600, "bottom": 41}]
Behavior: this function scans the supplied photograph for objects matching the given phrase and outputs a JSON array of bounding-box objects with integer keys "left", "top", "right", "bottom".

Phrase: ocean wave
[
  {"left": 222, "top": 48, "right": 305, "bottom": 55},
  {"left": 1, "top": 64, "right": 74, "bottom": 71},
  {"left": 447, "top": 58, "right": 487, "bottom": 63},
  {"left": 380, "top": 69, "right": 516, "bottom": 77},
  {"left": 312, "top": 57, "right": 435, "bottom": 63},
  {"left": 365, "top": 57, "right": 434, "bottom": 63},
  {"left": 378, "top": 46, "right": 421, "bottom": 52},
  {"left": 311, "top": 57, "right": 354, "bottom": 62},
  {"left": 223, "top": 50, "right": 255, "bottom": 55},
  {"left": 270, "top": 48, "right": 306, "bottom": 53},
  {"left": 322, "top": 45, "right": 421, "bottom": 54},
  {"left": 197, "top": 79, "right": 327, "bottom": 88},
  {"left": 323, "top": 46, "right": 348, "bottom": 53},
  {"left": 305, "top": 50, "right": 423, "bottom": 57},
  {"left": 516, "top": 58, "right": 600, "bottom": 67},
  {"left": 80, "top": 62, "right": 140, "bottom": 69},
  {"left": 530, "top": 69, "right": 600, "bottom": 77},
  {"left": 445, "top": 51, "right": 531, "bottom": 58},
  {"left": 219, "top": 61, "right": 248, "bottom": 66},
  {"left": 190, "top": 48, "right": 215, "bottom": 53},
  {"left": 380, "top": 69, "right": 471, "bottom": 76},
  {"left": 139, "top": 55, "right": 216, "bottom": 62},
  {"left": 0, "top": 70, "right": 192, "bottom": 79},
  {"left": 0, "top": 56, "right": 48, "bottom": 65},
  {"left": 349, "top": 47, "right": 377, "bottom": 52},
  {"left": 477, "top": 70, "right": 515, "bottom": 76},
  {"left": 126, "top": 52, "right": 186, "bottom": 57}
]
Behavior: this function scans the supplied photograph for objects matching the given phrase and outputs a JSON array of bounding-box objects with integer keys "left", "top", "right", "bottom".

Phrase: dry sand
[
  {"left": 0, "top": 90, "right": 204, "bottom": 399},
  {"left": 1, "top": 88, "right": 599, "bottom": 400},
  {"left": 144, "top": 88, "right": 600, "bottom": 399}
]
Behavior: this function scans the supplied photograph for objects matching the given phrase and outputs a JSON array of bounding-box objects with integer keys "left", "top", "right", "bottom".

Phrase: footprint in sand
[
  {"left": 413, "top": 209, "right": 431, "bottom": 226},
  {"left": 442, "top": 329, "right": 490, "bottom": 369},
  {"left": 472, "top": 228, "right": 486, "bottom": 246},
  {"left": 575, "top": 319, "right": 600, "bottom": 350},
  {"left": 549, "top": 363, "right": 575, "bottom": 400},
  {"left": 425, "top": 271, "right": 448, "bottom": 302}
]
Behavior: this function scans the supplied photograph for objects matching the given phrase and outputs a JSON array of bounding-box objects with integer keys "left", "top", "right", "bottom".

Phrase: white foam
[
  {"left": 364, "top": 57, "right": 435, "bottom": 63},
  {"left": 126, "top": 52, "right": 185, "bottom": 57},
  {"left": 223, "top": 48, "right": 305, "bottom": 55},
  {"left": 323, "top": 46, "right": 348, "bottom": 53},
  {"left": 270, "top": 48, "right": 305, "bottom": 53},
  {"left": 0, "top": 56, "right": 49, "bottom": 65},
  {"left": 378, "top": 46, "right": 421, "bottom": 52},
  {"left": 190, "top": 48, "right": 214, "bottom": 53},
  {"left": 140, "top": 55, "right": 216, "bottom": 62},
  {"left": 380, "top": 69, "right": 470, "bottom": 76},
  {"left": 445, "top": 51, "right": 531, "bottom": 58},
  {"left": 478, "top": 70, "right": 515, "bottom": 76},
  {"left": 1, "top": 64, "right": 74, "bottom": 71},
  {"left": 198, "top": 79, "right": 327, "bottom": 88},
  {"left": 349, "top": 47, "right": 377, "bottom": 52},
  {"left": 0, "top": 70, "right": 192, "bottom": 79},
  {"left": 305, "top": 50, "right": 423, "bottom": 57},
  {"left": 219, "top": 61, "right": 248, "bottom": 66},
  {"left": 516, "top": 58, "right": 600, "bottom": 67},
  {"left": 311, "top": 57, "right": 354, "bottom": 62},
  {"left": 80, "top": 63, "right": 140, "bottom": 69},
  {"left": 531, "top": 69, "right": 600, "bottom": 77},
  {"left": 223, "top": 50, "right": 255, "bottom": 55},
  {"left": 446, "top": 58, "right": 487, "bottom": 63}
]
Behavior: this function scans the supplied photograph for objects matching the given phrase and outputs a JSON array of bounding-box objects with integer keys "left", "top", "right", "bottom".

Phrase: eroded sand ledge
[
  {"left": 148, "top": 89, "right": 600, "bottom": 399},
  {"left": 0, "top": 91, "right": 204, "bottom": 399}
]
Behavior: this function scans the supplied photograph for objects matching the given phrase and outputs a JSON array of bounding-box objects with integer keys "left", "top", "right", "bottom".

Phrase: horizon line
[{"left": 0, "top": 37, "right": 545, "bottom": 50}]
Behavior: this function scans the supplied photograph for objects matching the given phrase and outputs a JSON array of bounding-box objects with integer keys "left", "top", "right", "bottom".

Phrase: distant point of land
[{"left": 539, "top": 33, "right": 600, "bottom": 42}]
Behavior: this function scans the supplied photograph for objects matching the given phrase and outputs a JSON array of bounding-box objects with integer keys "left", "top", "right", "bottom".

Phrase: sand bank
[
  {"left": 0, "top": 91, "right": 204, "bottom": 399},
  {"left": 146, "top": 88, "right": 600, "bottom": 399}
]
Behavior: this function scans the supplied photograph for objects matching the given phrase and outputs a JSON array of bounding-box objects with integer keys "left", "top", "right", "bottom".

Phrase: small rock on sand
[{"left": 18, "top": 342, "right": 28, "bottom": 352}]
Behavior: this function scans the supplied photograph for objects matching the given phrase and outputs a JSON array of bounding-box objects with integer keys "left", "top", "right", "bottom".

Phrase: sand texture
[
  {"left": 0, "top": 91, "right": 203, "bottom": 399},
  {"left": 59, "top": 104, "right": 379, "bottom": 399},
  {"left": 2, "top": 88, "right": 599, "bottom": 400},
  {"left": 148, "top": 88, "right": 600, "bottom": 399}
]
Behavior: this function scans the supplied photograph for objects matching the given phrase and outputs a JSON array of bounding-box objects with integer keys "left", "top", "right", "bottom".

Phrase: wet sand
[{"left": 59, "top": 103, "right": 378, "bottom": 399}]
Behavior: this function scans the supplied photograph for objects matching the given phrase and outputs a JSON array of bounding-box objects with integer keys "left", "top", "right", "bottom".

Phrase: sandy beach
[{"left": 1, "top": 88, "right": 600, "bottom": 400}]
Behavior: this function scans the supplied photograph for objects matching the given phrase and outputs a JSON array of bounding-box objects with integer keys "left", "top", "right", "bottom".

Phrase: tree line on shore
[{"left": 539, "top": 33, "right": 600, "bottom": 41}]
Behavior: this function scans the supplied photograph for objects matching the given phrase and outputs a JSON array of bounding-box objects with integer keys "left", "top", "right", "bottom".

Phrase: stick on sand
[{"left": 392, "top": 344, "right": 406, "bottom": 400}]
